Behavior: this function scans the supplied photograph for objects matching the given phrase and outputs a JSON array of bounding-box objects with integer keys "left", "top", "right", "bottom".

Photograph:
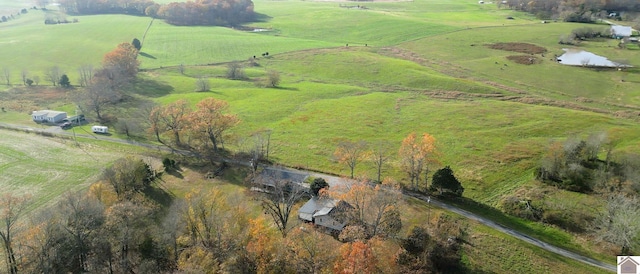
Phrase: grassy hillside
[{"left": 1, "top": 0, "right": 639, "bottom": 270}]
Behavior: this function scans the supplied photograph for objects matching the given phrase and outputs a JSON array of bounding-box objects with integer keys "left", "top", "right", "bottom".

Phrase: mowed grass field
[{"left": 0, "top": 128, "right": 125, "bottom": 210}]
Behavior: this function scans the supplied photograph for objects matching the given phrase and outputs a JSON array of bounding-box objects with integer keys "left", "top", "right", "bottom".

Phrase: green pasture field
[
  {"left": 401, "top": 23, "right": 640, "bottom": 106},
  {"left": 1, "top": 0, "right": 639, "bottom": 269},
  {"left": 0, "top": 0, "right": 538, "bottom": 83},
  {"left": 0, "top": 128, "right": 128, "bottom": 210}
]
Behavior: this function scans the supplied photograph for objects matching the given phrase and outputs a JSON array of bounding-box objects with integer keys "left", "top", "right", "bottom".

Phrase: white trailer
[{"left": 91, "top": 126, "right": 109, "bottom": 134}]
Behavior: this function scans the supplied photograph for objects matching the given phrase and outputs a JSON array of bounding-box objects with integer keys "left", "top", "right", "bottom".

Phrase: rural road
[{"left": 0, "top": 122, "right": 617, "bottom": 272}]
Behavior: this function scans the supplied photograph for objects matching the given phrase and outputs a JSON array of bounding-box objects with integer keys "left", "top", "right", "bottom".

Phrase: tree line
[
  {"left": 333, "top": 132, "right": 463, "bottom": 197},
  {"left": 501, "top": 0, "right": 640, "bottom": 21},
  {"left": 58, "top": 0, "right": 255, "bottom": 26}
]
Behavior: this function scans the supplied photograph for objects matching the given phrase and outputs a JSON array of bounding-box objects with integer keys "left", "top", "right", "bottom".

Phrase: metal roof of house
[
  {"left": 298, "top": 197, "right": 338, "bottom": 221},
  {"left": 611, "top": 25, "right": 633, "bottom": 37},
  {"left": 32, "top": 110, "right": 67, "bottom": 116}
]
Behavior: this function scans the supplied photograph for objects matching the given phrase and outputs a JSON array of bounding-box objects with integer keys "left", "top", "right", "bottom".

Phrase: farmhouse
[
  {"left": 253, "top": 167, "right": 310, "bottom": 193},
  {"left": 611, "top": 25, "right": 632, "bottom": 39},
  {"left": 298, "top": 197, "right": 351, "bottom": 232},
  {"left": 31, "top": 110, "right": 67, "bottom": 123}
]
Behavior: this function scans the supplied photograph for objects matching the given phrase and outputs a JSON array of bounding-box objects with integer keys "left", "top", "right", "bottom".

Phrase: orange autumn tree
[
  {"left": 187, "top": 98, "right": 239, "bottom": 153},
  {"left": 334, "top": 240, "right": 377, "bottom": 274},
  {"left": 246, "top": 217, "right": 278, "bottom": 273},
  {"left": 328, "top": 180, "right": 403, "bottom": 239},
  {"left": 102, "top": 42, "right": 140, "bottom": 79},
  {"left": 285, "top": 225, "right": 340, "bottom": 273},
  {"left": 398, "top": 132, "right": 440, "bottom": 191}
]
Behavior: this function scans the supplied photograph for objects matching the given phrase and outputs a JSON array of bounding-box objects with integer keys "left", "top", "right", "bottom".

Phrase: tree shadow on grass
[
  {"left": 129, "top": 78, "right": 174, "bottom": 97},
  {"left": 272, "top": 86, "right": 299, "bottom": 91},
  {"left": 139, "top": 52, "right": 157, "bottom": 59},
  {"left": 252, "top": 12, "right": 272, "bottom": 23},
  {"left": 143, "top": 185, "right": 174, "bottom": 208}
]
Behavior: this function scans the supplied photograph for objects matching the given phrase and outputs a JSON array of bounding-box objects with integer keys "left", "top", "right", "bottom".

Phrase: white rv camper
[{"left": 91, "top": 126, "right": 109, "bottom": 134}]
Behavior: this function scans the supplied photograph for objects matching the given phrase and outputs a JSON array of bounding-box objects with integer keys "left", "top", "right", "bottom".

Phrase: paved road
[{"left": 0, "top": 122, "right": 616, "bottom": 272}]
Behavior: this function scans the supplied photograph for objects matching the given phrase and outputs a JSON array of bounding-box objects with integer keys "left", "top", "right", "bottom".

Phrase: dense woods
[
  {"left": 58, "top": 0, "right": 255, "bottom": 26},
  {"left": 502, "top": 0, "right": 640, "bottom": 20}
]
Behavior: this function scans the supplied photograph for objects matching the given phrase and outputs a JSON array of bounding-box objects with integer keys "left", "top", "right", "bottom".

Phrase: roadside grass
[
  {"left": 440, "top": 194, "right": 613, "bottom": 264},
  {"left": 404, "top": 197, "right": 610, "bottom": 273}
]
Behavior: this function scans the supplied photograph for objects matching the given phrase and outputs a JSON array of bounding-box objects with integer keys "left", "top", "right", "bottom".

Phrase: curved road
[{"left": 0, "top": 122, "right": 616, "bottom": 272}]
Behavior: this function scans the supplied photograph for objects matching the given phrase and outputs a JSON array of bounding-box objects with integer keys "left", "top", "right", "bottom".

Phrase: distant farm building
[
  {"left": 611, "top": 25, "right": 632, "bottom": 39},
  {"left": 31, "top": 110, "right": 67, "bottom": 123}
]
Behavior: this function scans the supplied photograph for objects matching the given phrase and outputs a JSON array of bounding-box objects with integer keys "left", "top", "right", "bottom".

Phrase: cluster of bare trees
[
  {"left": 58, "top": 0, "right": 255, "bottom": 26},
  {"left": 77, "top": 42, "right": 140, "bottom": 122},
  {"left": 333, "top": 132, "right": 440, "bottom": 191},
  {"left": 148, "top": 98, "right": 239, "bottom": 161},
  {"left": 501, "top": 0, "right": 640, "bottom": 20}
]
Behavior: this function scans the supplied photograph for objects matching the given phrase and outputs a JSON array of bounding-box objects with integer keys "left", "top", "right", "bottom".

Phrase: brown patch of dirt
[
  {"left": 488, "top": 42, "right": 547, "bottom": 54},
  {"left": 0, "top": 87, "right": 69, "bottom": 113},
  {"left": 506, "top": 55, "right": 541, "bottom": 65}
]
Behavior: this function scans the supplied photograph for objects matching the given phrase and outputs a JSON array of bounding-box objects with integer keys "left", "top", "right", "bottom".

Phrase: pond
[{"left": 556, "top": 49, "right": 631, "bottom": 68}]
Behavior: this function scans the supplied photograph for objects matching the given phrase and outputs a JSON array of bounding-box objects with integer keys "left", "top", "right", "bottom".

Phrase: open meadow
[
  {"left": 1, "top": 0, "right": 639, "bottom": 270},
  {"left": 0, "top": 127, "right": 128, "bottom": 210}
]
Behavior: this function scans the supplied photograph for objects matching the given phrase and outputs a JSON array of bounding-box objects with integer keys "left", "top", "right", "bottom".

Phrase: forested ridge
[
  {"left": 503, "top": 0, "right": 640, "bottom": 20},
  {"left": 58, "top": 0, "right": 255, "bottom": 26}
]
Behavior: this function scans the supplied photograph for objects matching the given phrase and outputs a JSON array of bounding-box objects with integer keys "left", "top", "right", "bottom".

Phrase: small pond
[{"left": 556, "top": 49, "right": 631, "bottom": 67}]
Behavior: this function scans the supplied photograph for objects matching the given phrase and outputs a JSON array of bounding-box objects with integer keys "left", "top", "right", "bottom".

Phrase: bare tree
[
  {"left": 58, "top": 192, "right": 105, "bottom": 273},
  {"left": 597, "top": 194, "right": 640, "bottom": 255},
  {"left": 226, "top": 62, "right": 245, "bottom": 80},
  {"left": 45, "top": 66, "right": 62, "bottom": 86},
  {"left": 20, "top": 69, "right": 28, "bottom": 86},
  {"left": 78, "top": 64, "right": 94, "bottom": 87},
  {"left": 369, "top": 141, "right": 392, "bottom": 182},
  {"left": 249, "top": 129, "right": 273, "bottom": 166},
  {"left": 2, "top": 67, "right": 10, "bottom": 86},
  {"left": 0, "top": 193, "right": 30, "bottom": 274},
  {"left": 194, "top": 77, "right": 210, "bottom": 92},
  {"left": 80, "top": 77, "right": 120, "bottom": 121},
  {"left": 265, "top": 70, "right": 280, "bottom": 88},
  {"left": 258, "top": 178, "right": 307, "bottom": 237},
  {"left": 334, "top": 140, "right": 368, "bottom": 179}
]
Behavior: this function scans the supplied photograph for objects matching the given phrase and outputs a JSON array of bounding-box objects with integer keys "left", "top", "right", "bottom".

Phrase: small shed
[
  {"left": 611, "top": 25, "right": 633, "bottom": 39},
  {"left": 91, "top": 126, "right": 108, "bottom": 134},
  {"left": 32, "top": 110, "right": 67, "bottom": 123}
]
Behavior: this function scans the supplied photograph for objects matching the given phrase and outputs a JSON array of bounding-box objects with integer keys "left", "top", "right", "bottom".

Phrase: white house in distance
[
  {"left": 298, "top": 197, "right": 350, "bottom": 232},
  {"left": 31, "top": 110, "right": 67, "bottom": 123},
  {"left": 611, "top": 25, "right": 633, "bottom": 39}
]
